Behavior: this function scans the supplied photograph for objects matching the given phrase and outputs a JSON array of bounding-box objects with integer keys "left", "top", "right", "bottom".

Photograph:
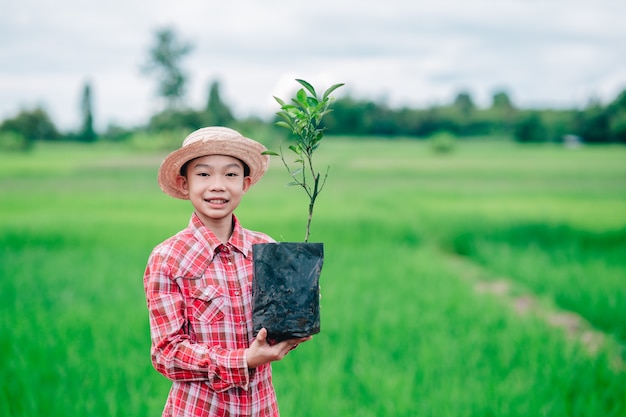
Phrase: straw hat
[{"left": 158, "top": 126, "right": 270, "bottom": 199}]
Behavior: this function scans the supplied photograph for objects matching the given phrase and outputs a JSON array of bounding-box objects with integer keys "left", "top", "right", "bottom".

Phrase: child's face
[{"left": 177, "top": 154, "right": 251, "bottom": 225}]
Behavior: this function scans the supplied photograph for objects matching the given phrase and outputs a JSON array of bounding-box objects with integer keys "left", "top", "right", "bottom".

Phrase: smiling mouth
[{"left": 206, "top": 198, "right": 228, "bottom": 204}]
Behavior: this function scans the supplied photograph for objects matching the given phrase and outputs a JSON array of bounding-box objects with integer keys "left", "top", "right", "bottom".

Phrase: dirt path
[{"left": 445, "top": 252, "right": 625, "bottom": 372}]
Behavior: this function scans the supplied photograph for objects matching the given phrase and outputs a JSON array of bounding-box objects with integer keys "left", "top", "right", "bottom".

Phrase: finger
[
  {"left": 282, "top": 344, "right": 297, "bottom": 356},
  {"left": 287, "top": 336, "right": 311, "bottom": 344},
  {"left": 256, "top": 328, "right": 267, "bottom": 343}
]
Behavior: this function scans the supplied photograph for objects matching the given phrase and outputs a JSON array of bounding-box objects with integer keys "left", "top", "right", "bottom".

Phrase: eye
[{"left": 197, "top": 172, "right": 210, "bottom": 177}]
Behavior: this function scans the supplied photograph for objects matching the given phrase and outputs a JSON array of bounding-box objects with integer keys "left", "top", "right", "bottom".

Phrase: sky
[{"left": 2, "top": 0, "right": 625, "bottom": 131}]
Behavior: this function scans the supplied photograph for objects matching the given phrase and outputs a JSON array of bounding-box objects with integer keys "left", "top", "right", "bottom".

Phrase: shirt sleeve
[{"left": 143, "top": 251, "right": 251, "bottom": 391}]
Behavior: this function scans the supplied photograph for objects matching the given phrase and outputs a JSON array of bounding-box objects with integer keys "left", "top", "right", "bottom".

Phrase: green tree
[
  {"left": 449, "top": 91, "right": 478, "bottom": 135},
  {"left": 453, "top": 91, "right": 475, "bottom": 117},
  {"left": 205, "top": 80, "right": 234, "bottom": 126},
  {"left": 322, "top": 96, "right": 369, "bottom": 135},
  {"left": 488, "top": 90, "right": 517, "bottom": 135},
  {"left": 77, "top": 81, "right": 97, "bottom": 142},
  {"left": 607, "top": 89, "right": 626, "bottom": 143},
  {"left": 491, "top": 91, "right": 514, "bottom": 111},
  {"left": 143, "top": 27, "right": 193, "bottom": 109},
  {"left": 147, "top": 108, "right": 205, "bottom": 132},
  {"left": 514, "top": 111, "right": 546, "bottom": 142},
  {"left": 0, "top": 107, "right": 60, "bottom": 144},
  {"left": 576, "top": 100, "right": 610, "bottom": 143},
  {"left": 145, "top": 81, "right": 234, "bottom": 133},
  {"left": 609, "top": 110, "right": 626, "bottom": 143}
]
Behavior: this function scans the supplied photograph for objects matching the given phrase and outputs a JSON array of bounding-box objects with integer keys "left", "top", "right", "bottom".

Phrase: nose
[{"left": 208, "top": 176, "right": 226, "bottom": 191}]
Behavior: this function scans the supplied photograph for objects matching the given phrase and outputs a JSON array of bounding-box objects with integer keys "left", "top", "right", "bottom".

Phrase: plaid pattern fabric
[{"left": 144, "top": 213, "right": 279, "bottom": 416}]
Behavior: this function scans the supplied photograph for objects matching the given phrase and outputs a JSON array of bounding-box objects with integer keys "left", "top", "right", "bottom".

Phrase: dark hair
[{"left": 180, "top": 157, "right": 250, "bottom": 177}]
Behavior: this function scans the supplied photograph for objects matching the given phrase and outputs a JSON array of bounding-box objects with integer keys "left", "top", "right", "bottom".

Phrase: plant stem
[
  {"left": 272, "top": 79, "right": 343, "bottom": 242},
  {"left": 305, "top": 201, "right": 313, "bottom": 242}
]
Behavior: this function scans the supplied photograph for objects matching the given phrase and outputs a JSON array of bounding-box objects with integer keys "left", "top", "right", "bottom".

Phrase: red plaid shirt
[{"left": 144, "top": 213, "right": 278, "bottom": 416}]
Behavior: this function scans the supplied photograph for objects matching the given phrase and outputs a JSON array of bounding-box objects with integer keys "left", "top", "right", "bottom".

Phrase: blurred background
[
  {"left": 1, "top": 1, "right": 625, "bottom": 416},
  {"left": 1, "top": 0, "right": 625, "bottom": 145}
]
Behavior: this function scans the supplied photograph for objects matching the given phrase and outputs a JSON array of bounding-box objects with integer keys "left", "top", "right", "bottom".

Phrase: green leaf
[
  {"left": 273, "top": 96, "right": 287, "bottom": 106},
  {"left": 275, "top": 121, "right": 292, "bottom": 130},
  {"left": 295, "top": 89, "right": 308, "bottom": 107},
  {"left": 261, "top": 150, "right": 280, "bottom": 156},
  {"left": 306, "top": 96, "right": 319, "bottom": 108},
  {"left": 276, "top": 112, "right": 293, "bottom": 123},
  {"left": 296, "top": 79, "right": 316, "bottom": 97},
  {"left": 322, "top": 83, "right": 345, "bottom": 101},
  {"left": 288, "top": 144, "right": 302, "bottom": 155}
]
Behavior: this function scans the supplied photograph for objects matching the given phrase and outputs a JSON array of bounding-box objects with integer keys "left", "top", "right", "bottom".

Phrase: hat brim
[{"left": 158, "top": 130, "right": 270, "bottom": 200}]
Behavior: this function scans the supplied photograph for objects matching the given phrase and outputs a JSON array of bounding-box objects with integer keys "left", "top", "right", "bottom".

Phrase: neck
[{"left": 197, "top": 213, "right": 234, "bottom": 244}]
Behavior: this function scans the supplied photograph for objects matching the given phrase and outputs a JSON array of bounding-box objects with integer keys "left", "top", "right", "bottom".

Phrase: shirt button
[
  {"left": 234, "top": 290, "right": 240, "bottom": 296},
  {"left": 240, "top": 321, "right": 245, "bottom": 326}
]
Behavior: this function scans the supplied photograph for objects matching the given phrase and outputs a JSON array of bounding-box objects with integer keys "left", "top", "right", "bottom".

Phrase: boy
[{"left": 144, "top": 126, "right": 311, "bottom": 416}]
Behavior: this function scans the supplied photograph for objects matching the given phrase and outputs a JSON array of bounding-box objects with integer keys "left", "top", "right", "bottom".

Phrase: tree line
[
  {"left": 2, "top": 27, "right": 625, "bottom": 151},
  {"left": 324, "top": 89, "right": 626, "bottom": 144}
]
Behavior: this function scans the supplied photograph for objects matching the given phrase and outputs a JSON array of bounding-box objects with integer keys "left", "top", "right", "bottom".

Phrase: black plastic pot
[{"left": 252, "top": 242, "right": 323, "bottom": 343}]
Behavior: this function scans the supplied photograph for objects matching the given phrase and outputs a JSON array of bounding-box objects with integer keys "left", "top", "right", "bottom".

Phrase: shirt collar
[{"left": 188, "top": 213, "right": 252, "bottom": 258}]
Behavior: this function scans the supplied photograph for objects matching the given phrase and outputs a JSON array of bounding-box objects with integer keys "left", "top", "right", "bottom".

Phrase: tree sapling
[
  {"left": 251, "top": 79, "right": 344, "bottom": 342},
  {"left": 264, "top": 78, "right": 344, "bottom": 242}
]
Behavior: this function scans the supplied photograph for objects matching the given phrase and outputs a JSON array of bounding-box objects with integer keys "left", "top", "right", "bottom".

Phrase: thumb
[{"left": 256, "top": 328, "right": 267, "bottom": 343}]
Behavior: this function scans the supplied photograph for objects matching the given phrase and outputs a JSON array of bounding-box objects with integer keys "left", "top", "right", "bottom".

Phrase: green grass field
[{"left": 1, "top": 138, "right": 625, "bottom": 416}]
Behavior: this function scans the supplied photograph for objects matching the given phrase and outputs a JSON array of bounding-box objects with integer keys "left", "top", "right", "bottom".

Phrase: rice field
[{"left": 1, "top": 138, "right": 625, "bottom": 416}]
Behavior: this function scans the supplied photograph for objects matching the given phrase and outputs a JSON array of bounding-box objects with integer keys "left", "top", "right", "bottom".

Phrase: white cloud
[{"left": 1, "top": 0, "right": 625, "bottom": 130}]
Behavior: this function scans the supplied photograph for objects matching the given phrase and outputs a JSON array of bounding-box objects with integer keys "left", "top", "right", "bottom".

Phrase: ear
[
  {"left": 176, "top": 175, "right": 189, "bottom": 197},
  {"left": 242, "top": 176, "right": 252, "bottom": 194}
]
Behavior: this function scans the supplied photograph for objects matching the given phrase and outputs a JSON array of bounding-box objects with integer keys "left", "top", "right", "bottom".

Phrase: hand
[{"left": 246, "top": 328, "right": 312, "bottom": 369}]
